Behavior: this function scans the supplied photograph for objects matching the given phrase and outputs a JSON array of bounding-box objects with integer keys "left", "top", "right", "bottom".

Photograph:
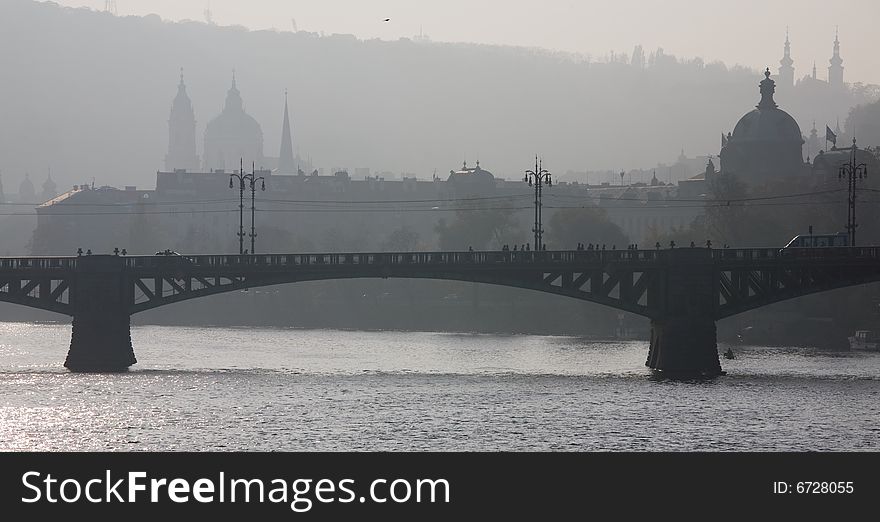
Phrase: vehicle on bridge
[{"left": 781, "top": 232, "right": 848, "bottom": 250}]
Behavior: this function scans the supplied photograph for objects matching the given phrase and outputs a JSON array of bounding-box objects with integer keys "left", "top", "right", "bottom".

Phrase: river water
[{"left": 0, "top": 322, "right": 877, "bottom": 451}]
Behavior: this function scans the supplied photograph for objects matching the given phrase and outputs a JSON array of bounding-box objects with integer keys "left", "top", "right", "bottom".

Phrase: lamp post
[
  {"left": 228, "top": 159, "right": 266, "bottom": 254},
  {"left": 229, "top": 159, "right": 247, "bottom": 255},
  {"left": 838, "top": 138, "right": 867, "bottom": 246},
  {"left": 524, "top": 155, "right": 551, "bottom": 251},
  {"left": 248, "top": 163, "right": 266, "bottom": 254}
]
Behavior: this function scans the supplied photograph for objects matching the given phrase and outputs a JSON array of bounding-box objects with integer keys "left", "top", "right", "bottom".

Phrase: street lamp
[
  {"left": 838, "top": 138, "right": 867, "bottom": 246},
  {"left": 248, "top": 163, "right": 266, "bottom": 255},
  {"left": 524, "top": 155, "right": 551, "bottom": 251},
  {"left": 229, "top": 159, "right": 266, "bottom": 254}
]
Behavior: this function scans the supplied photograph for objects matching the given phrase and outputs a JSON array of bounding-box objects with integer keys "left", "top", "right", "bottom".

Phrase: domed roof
[
  {"left": 731, "top": 69, "right": 803, "bottom": 144},
  {"left": 446, "top": 160, "right": 495, "bottom": 182},
  {"left": 205, "top": 73, "right": 263, "bottom": 139}
]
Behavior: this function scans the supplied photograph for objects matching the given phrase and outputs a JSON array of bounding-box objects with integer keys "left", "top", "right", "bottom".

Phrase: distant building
[
  {"left": 811, "top": 142, "right": 880, "bottom": 190},
  {"left": 775, "top": 29, "right": 845, "bottom": 89},
  {"left": 445, "top": 161, "right": 496, "bottom": 196},
  {"left": 805, "top": 121, "right": 821, "bottom": 161},
  {"left": 165, "top": 69, "right": 200, "bottom": 172},
  {"left": 18, "top": 173, "right": 35, "bottom": 203},
  {"left": 677, "top": 158, "right": 719, "bottom": 199},
  {"left": 203, "top": 71, "right": 264, "bottom": 171},
  {"left": 41, "top": 170, "right": 57, "bottom": 201},
  {"left": 277, "top": 90, "right": 295, "bottom": 174},
  {"left": 720, "top": 69, "right": 805, "bottom": 185},
  {"left": 32, "top": 184, "right": 156, "bottom": 255},
  {"left": 828, "top": 30, "right": 844, "bottom": 88},
  {"left": 777, "top": 29, "right": 795, "bottom": 88}
]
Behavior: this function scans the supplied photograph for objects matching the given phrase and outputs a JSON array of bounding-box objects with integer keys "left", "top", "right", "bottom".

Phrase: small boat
[{"left": 848, "top": 330, "right": 880, "bottom": 351}]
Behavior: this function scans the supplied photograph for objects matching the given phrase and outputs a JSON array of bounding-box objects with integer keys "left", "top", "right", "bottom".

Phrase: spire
[
  {"left": 166, "top": 68, "right": 200, "bottom": 171},
  {"left": 174, "top": 67, "right": 190, "bottom": 102},
  {"left": 828, "top": 27, "right": 844, "bottom": 86},
  {"left": 778, "top": 27, "right": 794, "bottom": 87},
  {"left": 757, "top": 68, "right": 778, "bottom": 109},
  {"left": 42, "top": 167, "right": 57, "bottom": 200},
  {"left": 224, "top": 69, "right": 243, "bottom": 111},
  {"left": 278, "top": 89, "right": 295, "bottom": 174},
  {"left": 812, "top": 61, "right": 817, "bottom": 79}
]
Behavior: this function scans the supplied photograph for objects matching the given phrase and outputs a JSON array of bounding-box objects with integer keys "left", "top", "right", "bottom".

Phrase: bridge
[{"left": 2, "top": 246, "right": 880, "bottom": 375}]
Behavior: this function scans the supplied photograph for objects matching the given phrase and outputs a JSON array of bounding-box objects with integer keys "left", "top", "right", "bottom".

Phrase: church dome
[
  {"left": 203, "top": 72, "right": 264, "bottom": 170},
  {"left": 204, "top": 85, "right": 263, "bottom": 141},
  {"left": 731, "top": 69, "right": 803, "bottom": 144},
  {"left": 720, "top": 68, "right": 806, "bottom": 184}
]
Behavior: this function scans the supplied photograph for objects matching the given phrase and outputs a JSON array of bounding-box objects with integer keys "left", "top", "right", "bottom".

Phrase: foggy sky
[{"left": 53, "top": 0, "right": 880, "bottom": 85}]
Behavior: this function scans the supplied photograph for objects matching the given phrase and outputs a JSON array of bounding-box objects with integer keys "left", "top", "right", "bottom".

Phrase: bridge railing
[
  {"left": 120, "top": 249, "right": 666, "bottom": 270},
  {"left": 712, "top": 246, "right": 880, "bottom": 262},
  {"left": 0, "top": 257, "right": 77, "bottom": 270}
]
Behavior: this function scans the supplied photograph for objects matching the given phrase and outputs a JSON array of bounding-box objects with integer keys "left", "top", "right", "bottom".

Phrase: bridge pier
[
  {"left": 647, "top": 317, "right": 721, "bottom": 376},
  {"left": 64, "top": 255, "right": 136, "bottom": 372},
  {"left": 646, "top": 249, "right": 723, "bottom": 377}
]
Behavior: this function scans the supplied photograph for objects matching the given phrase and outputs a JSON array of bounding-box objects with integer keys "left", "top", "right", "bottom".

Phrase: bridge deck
[{"left": 3, "top": 245, "right": 880, "bottom": 273}]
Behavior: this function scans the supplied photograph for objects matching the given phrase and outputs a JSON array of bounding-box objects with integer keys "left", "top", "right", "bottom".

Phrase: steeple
[
  {"left": 165, "top": 68, "right": 200, "bottom": 171},
  {"left": 19, "top": 172, "right": 35, "bottom": 203},
  {"left": 778, "top": 27, "right": 794, "bottom": 88},
  {"left": 278, "top": 89, "right": 295, "bottom": 174},
  {"left": 41, "top": 168, "right": 57, "bottom": 200},
  {"left": 812, "top": 60, "right": 817, "bottom": 80},
  {"left": 757, "top": 68, "right": 778, "bottom": 109},
  {"left": 828, "top": 28, "right": 844, "bottom": 87},
  {"left": 807, "top": 121, "right": 820, "bottom": 160},
  {"left": 224, "top": 69, "right": 243, "bottom": 112}
]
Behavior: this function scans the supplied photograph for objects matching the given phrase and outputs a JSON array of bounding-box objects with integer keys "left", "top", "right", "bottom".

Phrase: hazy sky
[{"left": 52, "top": 0, "right": 880, "bottom": 85}]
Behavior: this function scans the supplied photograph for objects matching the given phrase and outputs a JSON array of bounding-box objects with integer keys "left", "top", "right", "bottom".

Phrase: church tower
[
  {"left": 778, "top": 29, "right": 794, "bottom": 88},
  {"left": 41, "top": 169, "right": 57, "bottom": 201},
  {"left": 277, "top": 90, "right": 295, "bottom": 174},
  {"left": 807, "top": 121, "right": 821, "bottom": 161},
  {"left": 165, "top": 68, "right": 200, "bottom": 171},
  {"left": 828, "top": 29, "right": 844, "bottom": 88}
]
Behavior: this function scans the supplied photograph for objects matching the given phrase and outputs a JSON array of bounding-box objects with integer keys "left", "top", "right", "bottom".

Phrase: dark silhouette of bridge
[{"left": 2, "top": 247, "right": 880, "bottom": 375}]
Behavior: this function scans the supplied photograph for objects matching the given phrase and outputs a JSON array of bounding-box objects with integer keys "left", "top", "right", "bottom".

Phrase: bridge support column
[
  {"left": 647, "top": 316, "right": 721, "bottom": 376},
  {"left": 64, "top": 255, "right": 136, "bottom": 372},
  {"left": 646, "top": 249, "right": 723, "bottom": 376}
]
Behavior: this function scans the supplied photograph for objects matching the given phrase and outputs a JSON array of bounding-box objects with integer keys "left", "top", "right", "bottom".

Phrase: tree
[
  {"left": 846, "top": 99, "right": 880, "bottom": 148},
  {"left": 435, "top": 202, "right": 524, "bottom": 251},
  {"left": 545, "top": 207, "right": 628, "bottom": 249},
  {"left": 381, "top": 226, "right": 420, "bottom": 251}
]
